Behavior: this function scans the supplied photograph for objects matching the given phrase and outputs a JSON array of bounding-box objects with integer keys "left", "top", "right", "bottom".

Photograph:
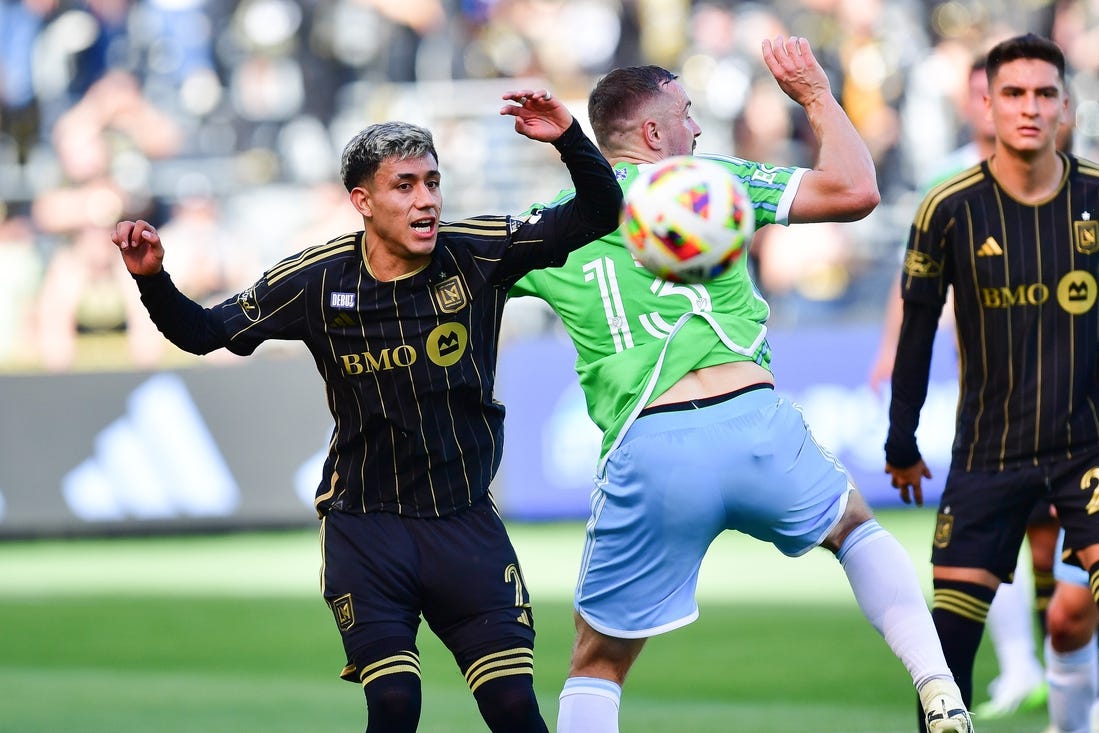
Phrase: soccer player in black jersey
[
  {"left": 109, "top": 89, "right": 622, "bottom": 732},
  {"left": 885, "top": 33, "right": 1099, "bottom": 732}
]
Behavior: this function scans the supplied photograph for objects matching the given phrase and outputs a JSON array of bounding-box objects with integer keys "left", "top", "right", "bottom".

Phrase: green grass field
[{"left": 0, "top": 508, "right": 1047, "bottom": 732}]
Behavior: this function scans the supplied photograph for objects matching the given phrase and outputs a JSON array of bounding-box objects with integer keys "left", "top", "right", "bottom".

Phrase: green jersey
[{"left": 511, "top": 155, "right": 805, "bottom": 467}]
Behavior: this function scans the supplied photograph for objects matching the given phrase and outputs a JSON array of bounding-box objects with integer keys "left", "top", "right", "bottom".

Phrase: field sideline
[{"left": 0, "top": 508, "right": 1046, "bottom": 732}]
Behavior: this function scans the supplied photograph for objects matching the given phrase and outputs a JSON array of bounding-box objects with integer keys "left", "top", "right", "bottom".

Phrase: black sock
[{"left": 915, "top": 578, "right": 995, "bottom": 732}]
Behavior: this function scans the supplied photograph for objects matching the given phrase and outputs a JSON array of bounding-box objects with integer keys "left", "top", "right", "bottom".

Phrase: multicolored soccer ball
[{"left": 621, "top": 156, "right": 755, "bottom": 283}]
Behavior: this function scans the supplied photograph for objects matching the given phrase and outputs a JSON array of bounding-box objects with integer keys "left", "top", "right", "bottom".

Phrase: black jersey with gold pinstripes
[
  {"left": 134, "top": 120, "right": 621, "bottom": 517},
  {"left": 211, "top": 214, "right": 597, "bottom": 518},
  {"left": 900, "top": 152, "right": 1099, "bottom": 471}
]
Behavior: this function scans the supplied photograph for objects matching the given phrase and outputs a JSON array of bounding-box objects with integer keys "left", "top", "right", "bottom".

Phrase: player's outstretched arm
[
  {"left": 109, "top": 219, "right": 231, "bottom": 355},
  {"left": 500, "top": 88, "right": 574, "bottom": 142},
  {"left": 761, "top": 35, "right": 879, "bottom": 223},
  {"left": 111, "top": 219, "right": 165, "bottom": 277}
]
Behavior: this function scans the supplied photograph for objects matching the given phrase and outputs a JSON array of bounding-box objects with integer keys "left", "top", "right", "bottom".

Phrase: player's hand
[
  {"left": 761, "top": 35, "right": 831, "bottom": 110},
  {"left": 111, "top": 219, "right": 165, "bottom": 276},
  {"left": 500, "top": 89, "right": 573, "bottom": 142},
  {"left": 885, "top": 459, "right": 932, "bottom": 507}
]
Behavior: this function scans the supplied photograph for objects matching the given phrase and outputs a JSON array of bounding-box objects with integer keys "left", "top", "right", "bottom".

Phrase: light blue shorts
[
  {"left": 576, "top": 386, "right": 852, "bottom": 638},
  {"left": 1054, "top": 526, "right": 1088, "bottom": 587}
]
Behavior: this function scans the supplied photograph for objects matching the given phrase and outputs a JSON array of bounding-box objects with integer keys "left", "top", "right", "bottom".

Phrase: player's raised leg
[{"left": 826, "top": 492, "right": 974, "bottom": 733}]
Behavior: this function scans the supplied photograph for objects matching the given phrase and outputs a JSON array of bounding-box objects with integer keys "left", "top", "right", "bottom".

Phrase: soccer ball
[{"left": 621, "top": 156, "right": 754, "bottom": 283}]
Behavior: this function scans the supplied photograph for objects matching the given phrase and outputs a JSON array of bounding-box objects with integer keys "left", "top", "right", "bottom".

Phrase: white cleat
[{"left": 920, "top": 678, "right": 975, "bottom": 733}]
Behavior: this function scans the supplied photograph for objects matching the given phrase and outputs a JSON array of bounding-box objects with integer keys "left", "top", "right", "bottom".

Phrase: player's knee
[
  {"left": 472, "top": 673, "right": 546, "bottom": 733},
  {"left": 824, "top": 489, "right": 875, "bottom": 552},
  {"left": 1047, "top": 590, "right": 1097, "bottom": 651}
]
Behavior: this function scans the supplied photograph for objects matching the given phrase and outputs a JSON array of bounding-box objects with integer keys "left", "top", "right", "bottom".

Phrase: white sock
[
  {"left": 837, "top": 519, "right": 953, "bottom": 689},
  {"left": 987, "top": 560, "right": 1043, "bottom": 685},
  {"left": 1045, "top": 635, "right": 1097, "bottom": 733},
  {"left": 557, "top": 676, "right": 621, "bottom": 733}
]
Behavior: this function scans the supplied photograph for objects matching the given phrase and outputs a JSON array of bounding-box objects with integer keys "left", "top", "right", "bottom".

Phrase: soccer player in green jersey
[{"left": 510, "top": 36, "right": 972, "bottom": 733}]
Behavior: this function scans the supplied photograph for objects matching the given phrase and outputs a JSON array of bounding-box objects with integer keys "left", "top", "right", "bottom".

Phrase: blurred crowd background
[{"left": 2, "top": 0, "right": 1098, "bottom": 373}]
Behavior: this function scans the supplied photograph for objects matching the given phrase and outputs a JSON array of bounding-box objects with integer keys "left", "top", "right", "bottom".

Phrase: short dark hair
[
  {"left": 587, "top": 66, "right": 679, "bottom": 151},
  {"left": 986, "top": 33, "right": 1065, "bottom": 84},
  {"left": 339, "top": 121, "right": 438, "bottom": 192}
]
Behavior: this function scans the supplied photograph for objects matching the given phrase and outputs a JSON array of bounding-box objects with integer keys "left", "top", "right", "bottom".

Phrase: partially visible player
[
  {"left": 873, "top": 55, "right": 1054, "bottom": 722},
  {"left": 109, "top": 89, "right": 623, "bottom": 732},
  {"left": 884, "top": 33, "right": 1099, "bottom": 732},
  {"left": 511, "top": 35, "right": 972, "bottom": 733},
  {"left": 1044, "top": 530, "right": 1099, "bottom": 733}
]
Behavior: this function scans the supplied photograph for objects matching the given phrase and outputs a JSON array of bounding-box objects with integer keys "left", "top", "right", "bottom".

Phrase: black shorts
[
  {"left": 321, "top": 495, "right": 536, "bottom": 680},
  {"left": 931, "top": 447, "right": 1099, "bottom": 582}
]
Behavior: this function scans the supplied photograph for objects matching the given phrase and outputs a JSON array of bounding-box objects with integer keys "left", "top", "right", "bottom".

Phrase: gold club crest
[
  {"left": 1075, "top": 219, "right": 1099, "bottom": 255},
  {"left": 330, "top": 593, "right": 355, "bottom": 631},
  {"left": 903, "top": 251, "right": 942, "bottom": 278},
  {"left": 433, "top": 275, "right": 467, "bottom": 313},
  {"left": 933, "top": 512, "right": 954, "bottom": 549}
]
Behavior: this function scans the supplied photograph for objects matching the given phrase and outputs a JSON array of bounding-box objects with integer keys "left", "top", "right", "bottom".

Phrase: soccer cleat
[
  {"left": 920, "top": 678, "right": 975, "bottom": 733},
  {"left": 972, "top": 675, "right": 1048, "bottom": 719}
]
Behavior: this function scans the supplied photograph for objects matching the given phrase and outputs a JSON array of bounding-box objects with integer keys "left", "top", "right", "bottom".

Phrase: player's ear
[
  {"left": 642, "top": 119, "right": 661, "bottom": 150},
  {"left": 349, "top": 187, "right": 372, "bottom": 218}
]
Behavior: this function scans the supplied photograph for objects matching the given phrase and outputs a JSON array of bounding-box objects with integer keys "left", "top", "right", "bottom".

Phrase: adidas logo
[
  {"left": 977, "top": 237, "right": 1003, "bottom": 256},
  {"left": 62, "top": 374, "right": 241, "bottom": 521}
]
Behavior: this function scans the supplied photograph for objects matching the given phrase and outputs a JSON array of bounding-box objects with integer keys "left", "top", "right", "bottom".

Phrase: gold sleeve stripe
[
  {"left": 267, "top": 236, "right": 356, "bottom": 280},
  {"left": 914, "top": 169, "right": 985, "bottom": 233},
  {"left": 442, "top": 225, "right": 509, "bottom": 237},
  {"left": 1078, "top": 160, "right": 1099, "bottom": 178},
  {"left": 228, "top": 290, "right": 305, "bottom": 339},
  {"left": 465, "top": 647, "right": 534, "bottom": 689},
  {"left": 267, "top": 242, "right": 358, "bottom": 285},
  {"left": 932, "top": 588, "right": 991, "bottom": 623}
]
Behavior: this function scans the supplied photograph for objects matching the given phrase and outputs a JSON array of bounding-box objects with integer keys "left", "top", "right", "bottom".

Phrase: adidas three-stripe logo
[{"left": 977, "top": 237, "right": 1003, "bottom": 256}]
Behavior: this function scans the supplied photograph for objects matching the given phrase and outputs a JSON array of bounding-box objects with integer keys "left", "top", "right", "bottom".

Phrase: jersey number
[{"left": 582, "top": 256, "right": 713, "bottom": 353}]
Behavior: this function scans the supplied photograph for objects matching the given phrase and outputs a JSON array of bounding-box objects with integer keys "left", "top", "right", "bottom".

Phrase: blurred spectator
[
  {"left": 68, "top": 0, "right": 135, "bottom": 98},
  {"left": 0, "top": 0, "right": 59, "bottom": 164},
  {"left": 2, "top": 0, "right": 1098, "bottom": 372},
  {"left": 35, "top": 223, "right": 164, "bottom": 370},
  {"left": 750, "top": 221, "right": 863, "bottom": 325},
  {"left": 153, "top": 189, "right": 250, "bottom": 304},
  {"left": 0, "top": 206, "right": 44, "bottom": 366},
  {"left": 32, "top": 70, "right": 181, "bottom": 233}
]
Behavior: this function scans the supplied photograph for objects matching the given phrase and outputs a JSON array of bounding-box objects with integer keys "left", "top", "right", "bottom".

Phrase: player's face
[
  {"left": 357, "top": 153, "right": 442, "bottom": 266},
  {"left": 656, "top": 80, "right": 702, "bottom": 157},
  {"left": 987, "top": 58, "right": 1068, "bottom": 157}
]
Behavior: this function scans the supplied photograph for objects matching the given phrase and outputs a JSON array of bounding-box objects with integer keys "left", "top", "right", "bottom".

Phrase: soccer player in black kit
[
  {"left": 110, "top": 89, "right": 622, "bottom": 732},
  {"left": 885, "top": 33, "right": 1099, "bottom": 732}
]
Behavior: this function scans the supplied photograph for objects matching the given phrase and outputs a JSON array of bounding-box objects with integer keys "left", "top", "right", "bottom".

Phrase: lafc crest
[
  {"left": 933, "top": 511, "right": 954, "bottom": 549},
  {"left": 330, "top": 592, "right": 355, "bottom": 631},
  {"left": 433, "top": 275, "right": 467, "bottom": 313},
  {"left": 1075, "top": 219, "right": 1099, "bottom": 255}
]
